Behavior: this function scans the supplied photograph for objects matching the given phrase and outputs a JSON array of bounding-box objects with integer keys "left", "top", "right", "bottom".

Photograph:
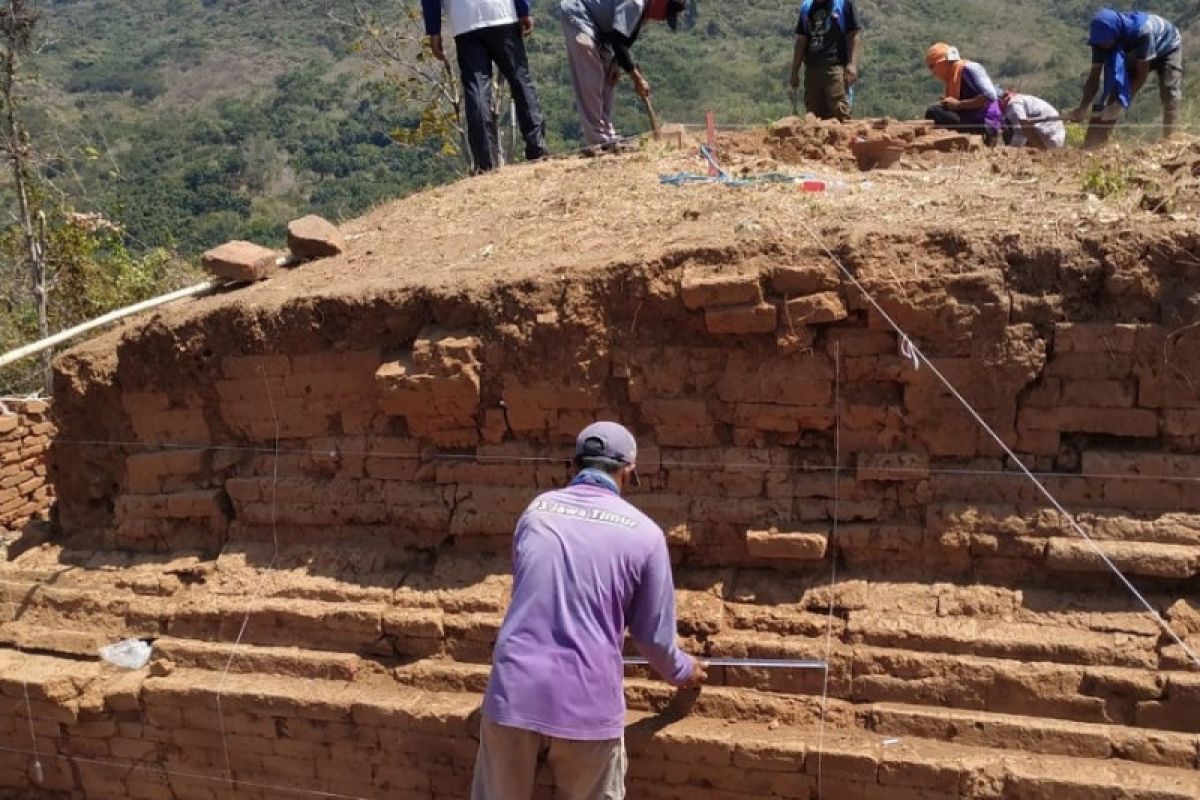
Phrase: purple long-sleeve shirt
[{"left": 481, "top": 480, "right": 693, "bottom": 741}]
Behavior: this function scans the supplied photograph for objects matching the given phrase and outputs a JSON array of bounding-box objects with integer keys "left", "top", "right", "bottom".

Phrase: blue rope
[{"left": 660, "top": 145, "right": 813, "bottom": 187}]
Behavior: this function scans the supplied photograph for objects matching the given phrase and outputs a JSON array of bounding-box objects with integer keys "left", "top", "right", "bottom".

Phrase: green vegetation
[
  {"left": 0, "top": 0, "right": 1196, "bottom": 394},
  {"left": 1082, "top": 160, "right": 1129, "bottom": 198}
]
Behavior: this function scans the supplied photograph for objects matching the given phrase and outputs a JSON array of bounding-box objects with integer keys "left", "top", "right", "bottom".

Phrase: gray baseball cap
[{"left": 575, "top": 421, "right": 640, "bottom": 486}]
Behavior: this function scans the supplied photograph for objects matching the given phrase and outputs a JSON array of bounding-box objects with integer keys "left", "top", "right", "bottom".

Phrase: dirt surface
[{"left": 61, "top": 121, "right": 1200, "bottom": 369}]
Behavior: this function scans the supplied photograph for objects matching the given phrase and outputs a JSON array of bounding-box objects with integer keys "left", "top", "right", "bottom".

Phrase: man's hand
[
  {"left": 1064, "top": 106, "right": 1087, "bottom": 124},
  {"left": 520, "top": 15, "right": 534, "bottom": 36},
  {"left": 845, "top": 63, "right": 859, "bottom": 87},
  {"left": 429, "top": 34, "right": 446, "bottom": 62},
  {"left": 680, "top": 657, "right": 708, "bottom": 689},
  {"left": 940, "top": 96, "right": 961, "bottom": 110},
  {"left": 789, "top": 71, "right": 801, "bottom": 90},
  {"left": 631, "top": 69, "right": 651, "bottom": 99}
]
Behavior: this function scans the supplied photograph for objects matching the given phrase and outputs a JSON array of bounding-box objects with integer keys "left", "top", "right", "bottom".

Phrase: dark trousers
[
  {"left": 456, "top": 23, "right": 548, "bottom": 172},
  {"left": 924, "top": 105, "right": 998, "bottom": 146},
  {"left": 804, "top": 62, "right": 851, "bottom": 121},
  {"left": 1086, "top": 46, "right": 1184, "bottom": 146}
]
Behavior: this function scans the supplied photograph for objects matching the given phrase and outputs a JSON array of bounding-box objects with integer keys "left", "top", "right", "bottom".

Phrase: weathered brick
[
  {"left": 746, "top": 528, "right": 829, "bottom": 560},
  {"left": 783, "top": 292, "right": 848, "bottom": 326},
  {"left": 706, "top": 302, "right": 778, "bottom": 335},
  {"left": 681, "top": 273, "right": 762, "bottom": 310},
  {"left": 1016, "top": 407, "right": 1158, "bottom": 437},
  {"left": 769, "top": 264, "right": 839, "bottom": 296}
]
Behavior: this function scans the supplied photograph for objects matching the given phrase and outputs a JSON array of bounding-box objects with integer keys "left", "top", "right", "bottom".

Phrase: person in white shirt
[
  {"left": 423, "top": 0, "right": 549, "bottom": 172},
  {"left": 1000, "top": 92, "right": 1066, "bottom": 150}
]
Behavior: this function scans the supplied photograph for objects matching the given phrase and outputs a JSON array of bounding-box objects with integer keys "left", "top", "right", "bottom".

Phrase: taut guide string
[
  {"left": 39, "top": 436, "right": 1200, "bottom": 485},
  {"left": 214, "top": 365, "right": 283, "bottom": 799},
  {"left": 816, "top": 342, "right": 842, "bottom": 799},
  {"left": 2, "top": 583, "right": 42, "bottom": 785},
  {"left": 791, "top": 214, "right": 1200, "bottom": 670}
]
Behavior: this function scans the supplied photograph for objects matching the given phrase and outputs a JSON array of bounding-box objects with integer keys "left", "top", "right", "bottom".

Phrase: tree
[
  {"left": 330, "top": 2, "right": 474, "bottom": 173},
  {"left": 0, "top": 0, "right": 194, "bottom": 397},
  {"left": 0, "top": 0, "right": 49, "bottom": 390}
]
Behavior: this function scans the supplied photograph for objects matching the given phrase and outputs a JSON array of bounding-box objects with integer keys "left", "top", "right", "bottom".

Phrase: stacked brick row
[
  {"left": 4, "top": 648, "right": 1198, "bottom": 800},
  {"left": 0, "top": 399, "right": 53, "bottom": 532}
]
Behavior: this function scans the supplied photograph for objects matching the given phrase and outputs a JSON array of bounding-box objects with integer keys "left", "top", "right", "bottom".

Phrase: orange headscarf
[{"left": 925, "top": 42, "right": 966, "bottom": 99}]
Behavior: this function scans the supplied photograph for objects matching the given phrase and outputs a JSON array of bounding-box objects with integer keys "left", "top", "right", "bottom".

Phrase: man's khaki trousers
[{"left": 470, "top": 716, "right": 626, "bottom": 800}]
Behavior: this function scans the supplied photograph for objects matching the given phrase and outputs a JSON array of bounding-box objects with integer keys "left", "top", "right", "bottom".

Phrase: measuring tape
[{"left": 623, "top": 657, "right": 827, "bottom": 670}]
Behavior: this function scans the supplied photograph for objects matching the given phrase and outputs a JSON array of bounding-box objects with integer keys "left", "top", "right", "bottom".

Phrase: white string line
[
  {"left": 679, "top": 120, "right": 1200, "bottom": 131},
  {"left": 794, "top": 219, "right": 1200, "bottom": 670},
  {"left": 816, "top": 342, "right": 841, "bottom": 799},
  {"left": 0, "top": 744, "right": 376, "bottom": 800},
  {"left": 214, "top": 367, "right": 282, "bottom": 800},
  {"left": 1, "top": 583, "right": 43, "bottom": 785},
  {"left": 40, "top": 438, "right": 1200, "bottom": 485}
]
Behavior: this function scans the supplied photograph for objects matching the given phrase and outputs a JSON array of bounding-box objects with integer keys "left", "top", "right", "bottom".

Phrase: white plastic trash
[{"left": 99, "top": 638, "right": 152, "bottom": 669}]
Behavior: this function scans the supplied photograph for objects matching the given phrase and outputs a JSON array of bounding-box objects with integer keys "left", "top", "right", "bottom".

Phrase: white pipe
[
  {"left": 0, "top": 254, "right": 298, "bottom": 371},
  {"left": 0, "top": 280, "right": 222, "bottom": 369}
]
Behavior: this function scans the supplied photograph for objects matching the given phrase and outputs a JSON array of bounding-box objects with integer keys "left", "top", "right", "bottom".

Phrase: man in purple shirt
[{"left": 472, "top": 421, "right": 706, "bottom": 799}]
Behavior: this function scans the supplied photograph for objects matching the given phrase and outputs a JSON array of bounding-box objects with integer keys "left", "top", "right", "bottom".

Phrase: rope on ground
[{"left": 660, "top": 144, "right": 815, "bottom": 187}]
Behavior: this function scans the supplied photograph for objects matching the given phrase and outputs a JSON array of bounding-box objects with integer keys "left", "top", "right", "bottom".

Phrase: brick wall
[
  {"left": 0, "top": 399, "right": 53, "bottom": 533},
  {"left": 51, "top": 268, "right": 1200, "bottom": 581},
  {"left": 6, "top": 649, "right": 1198, "bottom": 800},
  {"left": 12, "top": 243, "right": 1200, "bottom": 798}
]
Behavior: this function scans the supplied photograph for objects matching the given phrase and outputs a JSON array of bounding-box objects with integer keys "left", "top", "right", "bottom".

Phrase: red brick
[
  {"left": 681, "top": 273, "right": 762, "bottom": 310},
  {"left": 746, "top": 528, "right": 829, "bottom": 560},
  {"left": 1017, "top": 407, "right": 1158, "bottom": 437},
  {"left": 783, "top": 292, "right": 848, "bottom": 326},
  {"left": 769, "top": 264, "right": 839, "bottom": 296},
  {"left": 1054, "top": 323, "right": 1138, "bottom": 354},
  {"left": 706, "top": 302, "right": 778, "bottom": 335},
  {"left": 642, "top": 399, "right": 712, "bottom": 427}
]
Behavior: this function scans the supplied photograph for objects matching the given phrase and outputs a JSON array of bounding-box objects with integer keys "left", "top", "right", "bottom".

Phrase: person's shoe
[
  {"left": 601, "top": 139, "right": 638, "bottom": 154},
  {"left": 525, "top": 148, "right": 551, "bottom": 162}
]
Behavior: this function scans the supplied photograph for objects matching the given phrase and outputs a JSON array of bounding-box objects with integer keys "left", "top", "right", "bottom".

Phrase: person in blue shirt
[
  {"left": 789, "top": 0, "right": 863, "bottom": 121},
  {"left": 422, "top": 0, "right": 550, "bottom": 173},
  {"left": 1066, "top": 9, "right": 1184, "bottom": 145}
]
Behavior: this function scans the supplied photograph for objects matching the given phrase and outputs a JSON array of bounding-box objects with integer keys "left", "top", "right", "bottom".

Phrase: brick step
[
  {"left": 6, "top": 652, "right": 1200, "bottom": 800},
  {"left": 708, "top": 634, "right": 1200, "bottom": 733},
  {"left": 391, "top": 656, "right": 1200, "bottom": 771},
  {"left": 844, "top": 610, "right": 1160, "bottom": 668},
  {"left": 1045, "top": 538, "right": 1200, "bottom": 579},
  {"left": 930, "top": 503, "right": 1200, "bottom": 580},
  {"left": 867, "top": 702, "right": 1200, "bottom": 770}
]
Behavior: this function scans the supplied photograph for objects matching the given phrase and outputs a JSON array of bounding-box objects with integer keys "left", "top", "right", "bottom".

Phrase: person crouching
[{"left": 923, "top": 42, "right": 1002, "bottom": 146}]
